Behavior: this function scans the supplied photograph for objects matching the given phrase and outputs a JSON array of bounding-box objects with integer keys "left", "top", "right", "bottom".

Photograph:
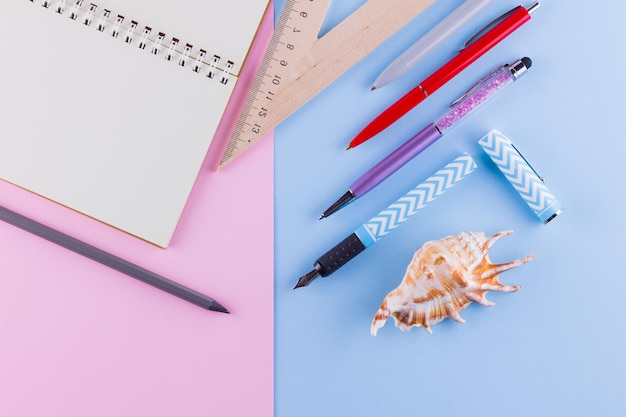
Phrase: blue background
[{"left": 274, "top": 1, "right": 626, "bottom": 415}]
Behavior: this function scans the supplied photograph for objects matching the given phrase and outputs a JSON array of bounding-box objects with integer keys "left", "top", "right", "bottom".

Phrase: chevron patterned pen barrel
[
  {"left": 295, "top": 153, "right": 477, "bottom": 288},
  {"left": 479, "top": 129, "right": 562, "bottom": 223},
  {"left": 355, "top": 153, "right": 477, "bottom": 246}
]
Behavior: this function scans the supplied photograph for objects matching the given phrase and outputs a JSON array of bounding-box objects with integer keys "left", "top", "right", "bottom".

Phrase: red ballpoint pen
[{"left": 347, "top": 1, "right": 540, "bottom": 150}]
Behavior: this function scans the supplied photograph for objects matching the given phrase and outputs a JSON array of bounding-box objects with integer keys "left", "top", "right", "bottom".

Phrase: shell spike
[
  {"left": 422, "top": 310, "right": 433, "bottom": 333},
  {"left": 467, "top": 290, "right": 495, "bottom": 307},
  {"left": 478, "top": 282, "right": 521, "bottom": 293},
  {"left": 480, "top": 254, "right": 535, "bottom": 280},
  {"left": 485, "top": 230, "right": 514, "bottom": 249},
  {"left": 370, "top": 308, "right": 390, "bottom": 336},
  {"left": 445, "top": 302, "right": 466, "bottom": 323}
]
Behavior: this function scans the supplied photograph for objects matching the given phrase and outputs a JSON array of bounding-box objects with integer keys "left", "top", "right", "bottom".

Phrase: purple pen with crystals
[{"left": 321, "top": 57, "right": 532, "bottom": 219}]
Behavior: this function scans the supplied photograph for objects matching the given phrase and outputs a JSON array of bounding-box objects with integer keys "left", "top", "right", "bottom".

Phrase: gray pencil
[{"left": 0, "top": 205, "right": 229, "bottom": 313}]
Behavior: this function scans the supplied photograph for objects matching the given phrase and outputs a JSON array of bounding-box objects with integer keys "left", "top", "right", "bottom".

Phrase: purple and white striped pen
[{"left": 320, "top": 57, "right": 532, "bottom": 219}]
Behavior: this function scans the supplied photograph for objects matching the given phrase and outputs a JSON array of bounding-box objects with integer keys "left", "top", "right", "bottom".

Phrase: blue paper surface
[{"left": 274, "top": 1, "right": 626, "bottom": 415}]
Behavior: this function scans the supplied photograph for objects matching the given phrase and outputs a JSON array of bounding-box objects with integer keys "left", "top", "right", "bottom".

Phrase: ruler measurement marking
[
  {"left": 220, "top": 0, "right": 314, "bottom": 166},
  {"left": 218, "top": 0, "right": 336, "bottom": 167},
  {"left": 222, "top": 3, "right": 304, "bottom": 161}
]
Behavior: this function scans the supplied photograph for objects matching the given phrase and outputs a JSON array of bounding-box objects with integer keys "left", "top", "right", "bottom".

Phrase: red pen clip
[{"left": 461, "top": 2, "right": 540, "bottom": 51}]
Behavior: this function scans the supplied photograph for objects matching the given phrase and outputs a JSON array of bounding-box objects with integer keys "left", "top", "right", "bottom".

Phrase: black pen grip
[{"left": 315, "top": 233, "right": 366, "bottom": 277}]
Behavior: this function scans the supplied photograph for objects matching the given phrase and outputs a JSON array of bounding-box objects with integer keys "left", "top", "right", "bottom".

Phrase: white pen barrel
[{"left": 402, "top": 0, "right": 493, "bottom": 69}]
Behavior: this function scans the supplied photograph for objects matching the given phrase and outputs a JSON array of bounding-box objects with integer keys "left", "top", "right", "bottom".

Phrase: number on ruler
[{"left": 219, "top": 0, "right": 330, "bottom": 168}]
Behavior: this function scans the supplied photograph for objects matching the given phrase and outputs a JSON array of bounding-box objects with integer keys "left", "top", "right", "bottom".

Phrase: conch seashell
[{"left": 371, "top": 231, "right": 534, "bottom": 336}]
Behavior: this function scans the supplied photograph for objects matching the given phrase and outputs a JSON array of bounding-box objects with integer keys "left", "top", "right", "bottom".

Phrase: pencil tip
[
  {"left": 370, "top": 85, "right": 377, "bottom": 91},
  {"left": 211, "top": 302, "right": 230, "bottom": 314}
]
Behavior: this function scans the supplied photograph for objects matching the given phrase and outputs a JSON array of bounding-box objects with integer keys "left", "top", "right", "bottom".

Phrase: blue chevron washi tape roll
[
  {"left": 479, "top": 129, "right": 562, "bottom": 223},
  {"left": 355, "top": 153, "right": 477, "bottom": 247}
]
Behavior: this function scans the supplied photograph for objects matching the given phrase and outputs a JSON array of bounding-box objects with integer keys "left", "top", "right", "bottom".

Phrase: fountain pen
[{"left": 296, "top": 154, "right": 476, "bottom": 288}]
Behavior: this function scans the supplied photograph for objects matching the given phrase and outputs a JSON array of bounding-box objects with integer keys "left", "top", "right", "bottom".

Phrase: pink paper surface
[{"left": 0, "top": 3, "right": 274, "bottom": 417}]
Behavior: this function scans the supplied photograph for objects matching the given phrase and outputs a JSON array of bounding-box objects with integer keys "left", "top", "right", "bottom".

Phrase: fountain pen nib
[{"left": 294, "top": 268, "right": 321, "bottom": 289}]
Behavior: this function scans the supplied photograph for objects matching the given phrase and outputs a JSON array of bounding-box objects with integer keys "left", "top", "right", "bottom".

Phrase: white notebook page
[{"left": 0, "top": 0, "right": 269, "bottom": 247}]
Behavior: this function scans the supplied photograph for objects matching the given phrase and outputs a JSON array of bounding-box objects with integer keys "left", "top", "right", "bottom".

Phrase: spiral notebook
[{"left": 0, "top": 0, "right": 270, "bottom": 247}]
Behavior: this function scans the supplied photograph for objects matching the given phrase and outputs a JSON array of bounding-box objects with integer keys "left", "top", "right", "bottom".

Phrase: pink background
[{"left": 0, "top": 3, "right": 274, "bottom": 416}]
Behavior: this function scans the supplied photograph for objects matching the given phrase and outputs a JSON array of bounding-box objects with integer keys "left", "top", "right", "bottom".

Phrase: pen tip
[
  {"left": 345, "top": 145, "right": 352, "bottom": 151},
  {"left": 370, "top": 85, "right": 377, "bottom": 91},
  {"left": 294, "top": 269, "right": 320, "bottom": 289},
  {"left": 320, "top": 190, "right": 355, "bottom": 219}
]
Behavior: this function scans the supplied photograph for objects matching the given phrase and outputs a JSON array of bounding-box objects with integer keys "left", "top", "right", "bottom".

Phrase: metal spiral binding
[{"left": 29, "top": 0, "right": 235, "bottom": 85}]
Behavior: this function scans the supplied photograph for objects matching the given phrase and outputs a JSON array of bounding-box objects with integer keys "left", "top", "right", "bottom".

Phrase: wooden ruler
[{"left": 219, "top": 0, "right": 436, "bottom": 168}]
